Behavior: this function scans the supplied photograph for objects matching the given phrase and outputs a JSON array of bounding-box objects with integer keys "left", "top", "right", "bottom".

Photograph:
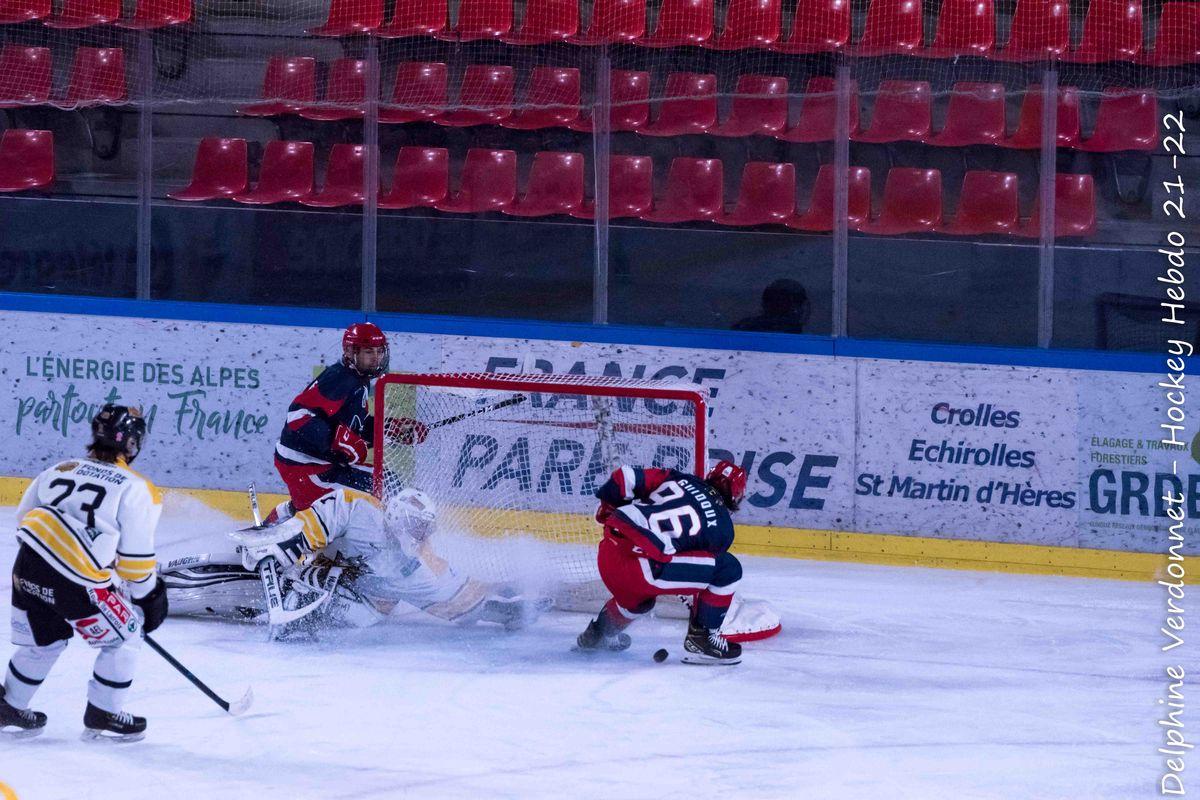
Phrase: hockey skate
[
  {"left": 574, "top": 617, "right": 631, "bottom": 652},
  {"left": 0, "top": 684, "right": 46, "bottom": 738},
  {"left": 682, "top": 620, "right": 742, "bottom": 665},
  {"left": 81, "top": 702, "right": 146, "bottom": 743}
]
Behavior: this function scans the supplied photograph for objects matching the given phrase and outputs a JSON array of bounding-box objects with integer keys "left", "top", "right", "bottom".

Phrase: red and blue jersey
[
  {"left": 596, "top": 466, "right": 736, "bottom": 562},
  {"left": 275, "top": 362, "right": 374, "bottom": 467}
]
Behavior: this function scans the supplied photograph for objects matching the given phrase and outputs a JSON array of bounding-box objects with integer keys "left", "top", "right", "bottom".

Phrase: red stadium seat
[
  {"left": 928, "top": 83, "right": 1006, "bottom": 147},
  {"left": 0, "top": 0, "right": 48, "bottom": 23},
  {"left": 707, "top": 0, "right": 781, "bottom": 50},
  {"left": 300, "top": 59, "right": 366, "bottom": 121},
  {"left": 0, "top": 129, "right": 52, "bottom": 193},
  {"left": 719, "top": 162, "right": 796, "bottom": 227},
  {"left": 853, "top": 81, "right": 931, "bottom": 144},
  {"left": 1079, "top": 89, "right": 1158, "bottom": 152},
  {"left": 436, "top": 149, "right": 518, "bottom": 213},
  {"left": 239, "top": 56, "right": 317, "bottom": 117},
  {"left": 504, "top": 151, "right": 586, "bottom": 217},
  {"left": 1064, "top": 0, "right": 1142, "bottom": 63},
  {"left": 1143, "top": 3, "right": 1200, "bottom": 66},
  {"left": 853, "top": 0, "right": 923, "bottom": 55},
  {"left": 377, "top": 0, "right": 448, "bottom": 37},
  {"left": 115, "top": 0, "right": 189, "bottom": 28},
  {"left": 503, "top": 0, "right": 579, "bottom": 43},
  {"left": 64, "top": 47, "right": 127, "bottom": 108},
  {"left": 440, "top": 0, "right": 512, "bottom": 40},
  {"left": 778, "top": 77, "right": 859, "bottom": 142},
  {"left": 568, "top": 70, "right": 650, "bottom": 132},
  {"left": 995, "top": 0, "right": 1068, "bottom": 61},
  {"left": 859, "top": 168, "right": 943, "bottom": 235},
  {"left": 504, "top": 67, "right": 582, "bottom": 130},
  {"left": 774, "top": 0, "right": 848, "bottom": 53},
  {"left": 168, "top": 138, "right": 249, "bottom": 201},
  {"left": 641, "top": 72, "right": 717, "bottom": 136},
  {"left": 1005, "top": 85, "right": 1081, "bottom": 149},
  {"left": 569, "top": 0, "right": 645, "bottom": 43},
  {"left": 380, "top": 62, "right": 447, "bottom": 123},
  {"left": 303, "top": 144, "right": 367, "bottom": 207},
  {"left": 0, "top": 46, "right": 51, "bottom": 108},
  {"left": 641, "top": 157, "right": 724, "bottom": 223},
  {"left": 438, "top": 65, "right": 515, "bottom": 127},
  {"left": 711, "top": 75, "right": 788, "bottom": 137},
  {"left": 788, "top": 165, "right": 871, "bottom": 231},
  {"left": 234, "top": 141, "right": 315, "bottom": 205},
  {"left": 925, "top": 0, "right": 995, "bottom": 57},
  {"left": 572, "top": 155, "right": 653, "bottom": 219},
  {"left": 308, "top": 0, "right": 382, "bottom": 35},
  {"left": 378, "top": 147, "right": 449, "bottom": 209},
  {"left": 46, "top": 0, "right": 119, "bottom": 27},
  {"left": 938, "top": 171, "right": 1019, "bottom": 235},
  {"left": 638, "top": 0, "right": 713, "bottom": 47},
  {"left": 1019, "top": 174, "right": 1096, "bottom": 238}
]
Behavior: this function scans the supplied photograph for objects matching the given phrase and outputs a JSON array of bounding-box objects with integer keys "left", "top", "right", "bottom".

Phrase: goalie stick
[
  {"left": 385, "top": 394, "right": 527, "bottom": 445},
  {"left": 246, "top": 484, "right": 328, "bottom": 639}
]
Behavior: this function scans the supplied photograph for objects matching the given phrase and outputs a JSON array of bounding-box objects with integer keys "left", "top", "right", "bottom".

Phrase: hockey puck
[{"left": 653, "top": 648, "right": 669, "bottom": 663}]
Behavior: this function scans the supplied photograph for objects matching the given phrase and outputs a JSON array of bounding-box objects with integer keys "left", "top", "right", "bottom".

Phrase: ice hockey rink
[{"left": 0, "top": 495, "right": 1160, "bottom": 800}]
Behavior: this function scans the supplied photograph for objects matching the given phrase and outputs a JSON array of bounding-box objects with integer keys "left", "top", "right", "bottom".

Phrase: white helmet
[{"left": 384, "top": 489, "right": 437, "bottom": 542}]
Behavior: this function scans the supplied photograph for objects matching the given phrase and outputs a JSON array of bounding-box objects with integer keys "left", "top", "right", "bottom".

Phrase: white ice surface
[{"left": 0, "top": 495, "right": 1164, "bottom": 800}]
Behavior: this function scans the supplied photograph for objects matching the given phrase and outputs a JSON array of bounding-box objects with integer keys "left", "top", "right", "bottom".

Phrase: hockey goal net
[{"left": 373, "top": 372, "right": 707, "bottom": 610}]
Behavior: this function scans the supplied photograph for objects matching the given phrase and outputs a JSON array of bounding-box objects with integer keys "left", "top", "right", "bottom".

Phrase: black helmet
[{"left": 91, "top": 404, "right": 148, "bottom": 463}]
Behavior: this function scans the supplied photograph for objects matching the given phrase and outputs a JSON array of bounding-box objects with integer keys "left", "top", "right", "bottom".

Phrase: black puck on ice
[{"left": 653, "top": 648, "right": 669, "bottom": 663}]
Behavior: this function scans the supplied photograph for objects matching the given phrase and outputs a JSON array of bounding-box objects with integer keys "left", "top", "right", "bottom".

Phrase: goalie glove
[
  {"left": 231, "top": 526, "right": 310, "bottom": 572},
  {"left": 332, "top": 424, "right": 368, "bottom": 465}
]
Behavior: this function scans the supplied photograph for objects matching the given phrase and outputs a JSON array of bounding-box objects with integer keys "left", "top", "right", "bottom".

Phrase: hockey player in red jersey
[
  {"left": 576, "top": 460, "right": 748, "bottom": 665},
  {"left": 273, "top": 323, "right": 389, "bottom": 515}
]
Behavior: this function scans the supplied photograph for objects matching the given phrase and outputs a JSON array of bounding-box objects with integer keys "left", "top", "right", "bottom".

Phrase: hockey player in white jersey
[
  {"left": 164, "top": 487, "right": 540, "bottom": 633},
  {"left": 1, "top": 405, "right": 166, "bottom": 741}
]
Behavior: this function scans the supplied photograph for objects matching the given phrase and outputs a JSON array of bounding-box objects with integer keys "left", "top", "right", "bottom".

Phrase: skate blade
[
  {"left": 680, "top": 653, "right": 742, "bottom": 666},
  {"left": 2, "top": 726, "right": 45, "bottom": 739},
  {"left": 81, "top": 728, "right": 146, "bottom": 744}
]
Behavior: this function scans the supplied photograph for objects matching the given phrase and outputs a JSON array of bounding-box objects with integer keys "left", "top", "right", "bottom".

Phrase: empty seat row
[
  {"left": 169, "top": 137, "right": 1096, "bottom": 237},
  {"left": 309, "top": 0, "right": 1199, "bottom": 65},
  {"left": 0, "top": 0, "right": 189, "bottom": 28},
  {"left": 240, "top": 57, "right": 1158, "bottom": 153},
  {"left": 0, "top": 45, "right": 126, "bottom": 108}
]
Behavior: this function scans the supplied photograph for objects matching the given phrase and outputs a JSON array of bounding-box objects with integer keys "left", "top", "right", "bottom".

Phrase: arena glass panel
[{"left": 0, "top": 103, "right": 138, "bottom": 299}]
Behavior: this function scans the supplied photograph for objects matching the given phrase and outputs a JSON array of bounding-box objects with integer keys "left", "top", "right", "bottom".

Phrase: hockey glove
[
  {"left": 595, "top": 501, "right": 616, "bottom": 524},
  {"left": 332, "top": 424, "right": 369, "bottom": 464},
  {"left": 133, "top": 577, "right": 168, "bottom": 633}
]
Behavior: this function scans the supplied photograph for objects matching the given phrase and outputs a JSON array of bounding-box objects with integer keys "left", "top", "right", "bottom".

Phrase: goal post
[{"left": 372, "top": 372, "right": 708, "bottom": 608}]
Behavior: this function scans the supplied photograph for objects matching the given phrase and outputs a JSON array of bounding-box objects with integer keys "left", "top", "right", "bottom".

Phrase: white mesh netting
[{"left": 373, "top": 372, "right": 707, "bottom": 608}]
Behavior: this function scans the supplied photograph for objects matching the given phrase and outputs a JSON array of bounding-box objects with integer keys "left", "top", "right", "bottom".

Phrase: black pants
[{"left": 12, "top": 544, "right": 113, "bottom": 646}]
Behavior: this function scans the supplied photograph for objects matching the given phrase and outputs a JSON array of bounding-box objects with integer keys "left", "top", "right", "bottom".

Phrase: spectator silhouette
[{"left": 733, "top": 279, "right": 810, "bottom": 334}]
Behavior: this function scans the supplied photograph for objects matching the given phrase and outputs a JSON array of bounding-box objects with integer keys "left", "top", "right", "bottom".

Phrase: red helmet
[
  {"left": 705, "top": 460, "right": 747, "bottom": 511},
  {"left": 342, "top": 322, "right": 389, "bottom": 378}
]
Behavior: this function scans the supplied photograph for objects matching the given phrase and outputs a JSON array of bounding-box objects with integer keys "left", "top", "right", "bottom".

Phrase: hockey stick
[
  {"left": 144, "top": 634, "right": 253, "bottom": 715},
  {"left": 385, "top": 394, "right": 527, "bottom": 445}
]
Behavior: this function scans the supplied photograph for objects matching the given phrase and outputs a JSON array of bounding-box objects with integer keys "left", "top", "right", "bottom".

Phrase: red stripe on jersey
[
  {"left": 606, "top": 516, "right": 671, "bottom": 563},
  {"left": 293, "top": 382, "right": 344, "bottom": 418}
]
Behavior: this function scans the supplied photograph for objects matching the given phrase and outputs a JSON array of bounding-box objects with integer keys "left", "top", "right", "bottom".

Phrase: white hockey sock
[
  {"left": 87, "top": 638, "right": 140, "bottom": 713},
  {"left": 5, "top": 641, "right": 66, "bottom": 709}
]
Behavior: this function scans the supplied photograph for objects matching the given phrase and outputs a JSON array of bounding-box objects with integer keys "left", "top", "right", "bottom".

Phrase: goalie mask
[{"left": 384, "top": 489, "right": 437, "bottom": 543}]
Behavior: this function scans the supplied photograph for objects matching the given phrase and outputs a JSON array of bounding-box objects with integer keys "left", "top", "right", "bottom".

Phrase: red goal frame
[{"left": 373, "top": 372, "right": 709, "bottom": 495}]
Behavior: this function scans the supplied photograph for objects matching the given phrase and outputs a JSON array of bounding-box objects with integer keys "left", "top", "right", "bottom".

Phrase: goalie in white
[{"left": 163, "top": 487, "right": 543, "bottom": 633}]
